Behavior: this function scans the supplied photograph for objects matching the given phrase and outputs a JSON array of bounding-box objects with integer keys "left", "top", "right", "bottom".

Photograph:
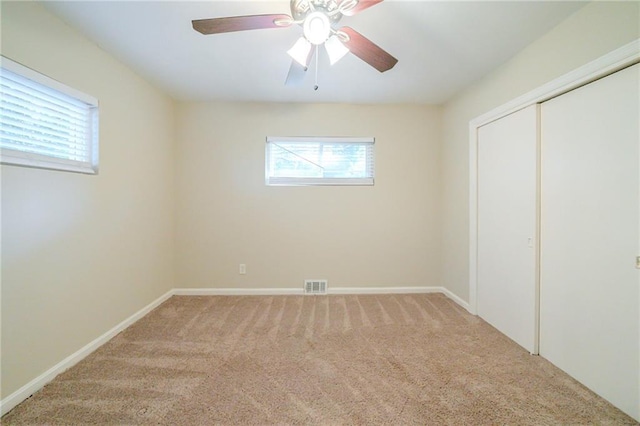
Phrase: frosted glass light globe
[{"left": 303, "top": 12, "right": 331, "bottom": 45}]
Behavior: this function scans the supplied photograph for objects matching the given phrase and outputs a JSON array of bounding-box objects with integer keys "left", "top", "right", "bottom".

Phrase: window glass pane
[
  {"left": 322, "top": 143, "right": 369, "bottom": 178},
  {"left": 0, "top": 57, "right": 98, "bottom": 174},
  {"left": 266, "top": 137, "right": 374, "bottom": 186},
  {"left": 271, "top": 142, "right": 324, "bottom": 178}
]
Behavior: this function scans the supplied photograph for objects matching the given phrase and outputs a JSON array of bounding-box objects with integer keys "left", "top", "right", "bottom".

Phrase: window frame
[
  {"left": 0, "top": 56, "right": 99, "bottom": 174},
  {"left": 265, "top": 136, "right": 375, "bottom": 186}
]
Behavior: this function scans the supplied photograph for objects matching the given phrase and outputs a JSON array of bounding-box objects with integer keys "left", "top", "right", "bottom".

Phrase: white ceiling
[{"left": 42, "top": 1, "right": 586, "bottom": 104}]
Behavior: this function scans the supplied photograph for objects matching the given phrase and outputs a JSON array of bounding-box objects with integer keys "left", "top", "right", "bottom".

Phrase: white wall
[
  {"left": 441, "top": 1, "right": 640, "bottom": 301},
  {"left": 175, "top": 102, "right": 441, "bottom": 290},
  {"left": 1, "top": 2, "right": 175, "bottom": 397}
]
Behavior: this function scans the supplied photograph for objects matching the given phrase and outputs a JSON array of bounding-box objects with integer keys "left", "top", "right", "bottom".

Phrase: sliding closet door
[
  {"left": 477, "top": 105, "right": 538, "bottom": 354},
  {"left": 540, "top": 64, "right": 639, "bottom": 421}
]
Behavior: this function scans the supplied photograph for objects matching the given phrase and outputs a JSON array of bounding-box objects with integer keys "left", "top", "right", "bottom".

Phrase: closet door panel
[
  {"left": 540, "top": 64, "right": 639, "bottom": 421},
  {"left": 477, "top": 105, "right": 538, "bottom": 353}
]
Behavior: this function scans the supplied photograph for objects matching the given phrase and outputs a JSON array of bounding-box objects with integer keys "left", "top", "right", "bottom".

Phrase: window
[
  {"left": 0, "top": 57, "right": 99, "bottom": 174},
  {"left": 266, "top": 136, "right": 375, "bottom": 186}
]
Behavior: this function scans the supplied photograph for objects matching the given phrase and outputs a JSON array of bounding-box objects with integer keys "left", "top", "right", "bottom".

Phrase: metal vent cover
[{"left": 304, "top": 279, "right": 328, "bottom": 295}]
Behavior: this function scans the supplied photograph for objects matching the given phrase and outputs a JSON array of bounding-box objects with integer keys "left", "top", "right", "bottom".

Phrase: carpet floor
[{"left": 3, "top": 294, "right": 636, "bottom": 425}]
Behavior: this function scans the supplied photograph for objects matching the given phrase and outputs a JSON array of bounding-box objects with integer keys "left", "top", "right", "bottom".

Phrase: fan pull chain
[{"left": 314, "top": 46, "right": 319, "bottom": 91}]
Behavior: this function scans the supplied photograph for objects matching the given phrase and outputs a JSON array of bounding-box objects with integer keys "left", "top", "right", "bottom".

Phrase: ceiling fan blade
[
  {"left": 339, "top": 27, "right": 397, "bottom": 73},
  {"left": 285, "top": 60, "right": 308, "bottom": 86},
  {"left": 341, "top": 0, "right": 383, "bottom": 16},
  {"left": 192, "top": 14, "right": 292, "bottom": 35}
]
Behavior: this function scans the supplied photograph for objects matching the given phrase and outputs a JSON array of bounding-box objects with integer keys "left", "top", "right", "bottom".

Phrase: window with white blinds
[
  {"left": 266, "top": 136, "right": 375, "bottom": 186},
  {"left": 0, "top": 57, "right": 99, "bottom": 174}
]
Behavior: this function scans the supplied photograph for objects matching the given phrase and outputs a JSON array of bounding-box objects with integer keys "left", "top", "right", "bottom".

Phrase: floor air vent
[{"left": 304, "top": 280, "right": 328, "bottom": 295}]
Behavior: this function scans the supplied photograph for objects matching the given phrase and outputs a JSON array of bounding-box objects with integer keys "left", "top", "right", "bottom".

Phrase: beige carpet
[{"left": 3, "top": 294, "right": 636, "bottom": 425}]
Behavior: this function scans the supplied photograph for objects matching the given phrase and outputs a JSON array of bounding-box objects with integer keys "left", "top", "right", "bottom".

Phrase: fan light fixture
[
  {"left": 287, "top": 37, "right": 313, "bottom": 67},
  {"left": 288, "top": 10, "right": 349, "bottom": 67},
  {"left": 325, "top": 34, "right": 349, "bottom": 65}
]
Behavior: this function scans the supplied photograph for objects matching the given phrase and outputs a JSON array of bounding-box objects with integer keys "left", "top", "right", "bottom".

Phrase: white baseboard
[
  {"left": 0, "top": 289, "right": 174, "bottom": 416},
  {"left": 174, "top": 286, "right": 447, "bottom": 296},
  {"left": 1, "top": 285, "right": 470, "bottom": 416},
  {"left": 440, "top": 288, "right": 471, "bottom": 312},
  {"left": 329, "top": 286, "right": 442, "bottom": 295},
  {"left": 173, "top": 287, "right": 304, "bottom": 296}
]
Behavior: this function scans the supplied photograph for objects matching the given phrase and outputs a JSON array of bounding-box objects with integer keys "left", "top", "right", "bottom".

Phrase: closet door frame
[{"left": 467, "top": 39, "right": 639, "bottom": 316}]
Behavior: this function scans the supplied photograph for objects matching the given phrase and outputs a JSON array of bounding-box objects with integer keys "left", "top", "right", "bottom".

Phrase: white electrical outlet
[{"left": 239, "top": 264, "right": 246, "bottom": 275}]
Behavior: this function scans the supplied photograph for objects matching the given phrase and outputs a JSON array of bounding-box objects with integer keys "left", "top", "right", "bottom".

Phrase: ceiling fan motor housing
[{"left": 291, "top": 0, "right": 345, "bottom": 23}]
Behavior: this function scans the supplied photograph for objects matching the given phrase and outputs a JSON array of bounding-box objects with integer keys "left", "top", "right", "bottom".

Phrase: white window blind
[
  {"left": 266, "top": 136, "right": 375, "bottom": 186},
  {"left": 0, "top": 57, "right": 99, "bottom": 174}
]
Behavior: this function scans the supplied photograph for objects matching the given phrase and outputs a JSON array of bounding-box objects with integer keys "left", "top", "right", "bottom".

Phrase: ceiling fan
[{"left": 192, "top": 0, "right": 398, "bottom": 86}]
